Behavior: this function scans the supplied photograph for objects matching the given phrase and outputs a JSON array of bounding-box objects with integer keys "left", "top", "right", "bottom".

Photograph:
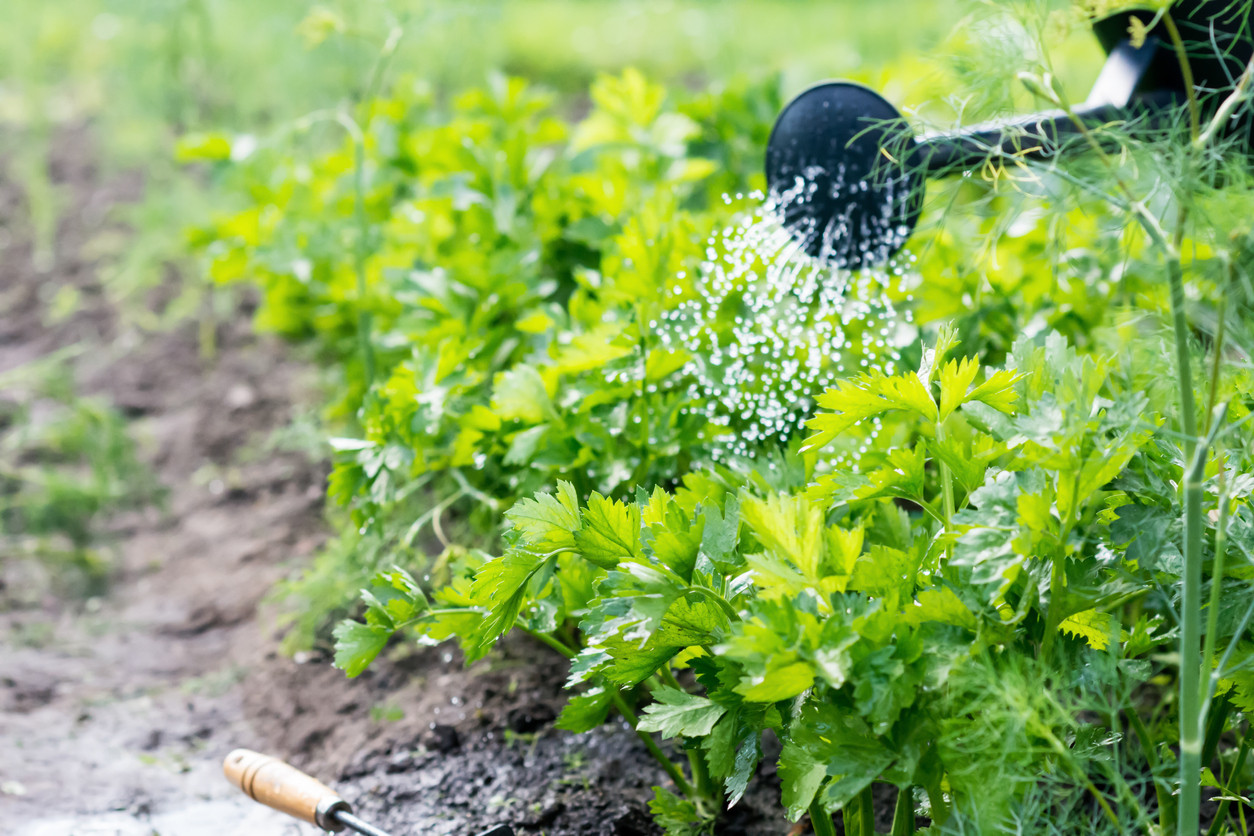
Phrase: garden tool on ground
[
  {"left": 224, "top": 749, "right": 515, "bottom": 836},
  {"left": 766, "top": 0, "right": 1254, "bottom": 266}
]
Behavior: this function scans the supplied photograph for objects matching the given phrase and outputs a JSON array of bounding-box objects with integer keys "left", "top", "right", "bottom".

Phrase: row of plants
[{"left": 188, "top": 4, "right": 1254, "bottom": 833}]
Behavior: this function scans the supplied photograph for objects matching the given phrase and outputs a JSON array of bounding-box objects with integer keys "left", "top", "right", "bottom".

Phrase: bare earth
[{"left": 0, "top": 131, "right": 796, "bottom": 836}]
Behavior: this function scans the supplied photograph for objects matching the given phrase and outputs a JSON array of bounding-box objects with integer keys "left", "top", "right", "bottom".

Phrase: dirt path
[
  {"left": 0, "top": 128, "right": 335, "bottom": 835},
  {"left": 0, "top": 130, "right": 796, "bottom": 836}
]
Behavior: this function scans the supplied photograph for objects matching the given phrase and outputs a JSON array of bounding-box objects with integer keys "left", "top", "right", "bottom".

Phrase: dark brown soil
[{"left": 0, "top": 129, "right": 802, "bottom": 836}]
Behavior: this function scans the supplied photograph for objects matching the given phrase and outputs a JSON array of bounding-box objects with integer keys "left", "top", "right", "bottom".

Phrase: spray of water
[{"left": 659, "top": 188, "right": 918, "bottom": 466}]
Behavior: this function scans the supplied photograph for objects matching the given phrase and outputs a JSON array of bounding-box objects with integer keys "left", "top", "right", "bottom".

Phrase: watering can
[{"left": 765, "top": 0, "right": 1254, "bottom": 267}]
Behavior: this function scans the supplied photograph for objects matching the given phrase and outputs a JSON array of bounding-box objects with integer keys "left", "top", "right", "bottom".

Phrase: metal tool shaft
[{"left": 334, "top": 810, "right": 395, "bottom": 836}]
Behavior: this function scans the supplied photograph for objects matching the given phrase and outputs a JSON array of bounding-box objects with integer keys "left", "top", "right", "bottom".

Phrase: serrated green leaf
[
  {"left": 576, "top": 492, "right": 643, "bottom": 568},
  {"left": 780, "top": 703, "right": 894, "bottom": 819},
  {"left": 850, "top": 545, "right": 917, "bottom": 603},
  {"left": 902, "top": 585, "right": 978, "bottom": 631},
  {"left": 645, "top": 347, "right": 692, "bottom": 381},
  {"left": 332, "top": 620, "right": 392, "bottom": 678},
  {"left": 803, "top": 370, "right": 937, "bottom": 452},
  {"left": 737, "top": 660, "right": 814, "bottom": 703},
  {"left": 932, "top": 433, "right": 1003, "bottom": 497},
  {"left": 603, "top": 639, "right": 683, "bottom": 686},
  {"left": 647, "top": 510, "right": 704, "bottom": 583},
  {"left": 649, "top": 786, "right": 702, "bottom": 836},
  {"left": 505, "top": 481, "right": 581, "bottom": 551},
  {"left": 966, "top": 368, "right": 1020, "bottom": 414},
  {"left": 725, "top": 727, "right": 762, "bottom": 806},
  {"left": 555, "top": 686, "right": 614, "bottom": 732},
  {"left": 742, "top": 493, "right": 824, "bottom": 582},
  {"left": 1059, "top": 608, "right": 1119, "bottom": 650},
  {"left": 548, "top": 323, "right": 633, "bottom": 376},
  {"left": 938, "top": 356, "right": 980, "bottom": 421},
  {"left": 492, "top": 364, "right": 557, "bottom": 423},
  {"left": 469, "top": 549, "right": 554, "bottom": 657},
  {"left": 699, "top": 495, "right": 742, "bottom": 574},
  {"left": 702, "top": 709, "right": 741, "bottom": 778},
  {"left": 637, "top": 685, "right": 727, "bottom": 738}
]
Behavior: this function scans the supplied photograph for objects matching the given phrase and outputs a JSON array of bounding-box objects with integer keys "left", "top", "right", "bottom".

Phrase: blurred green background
[
  {"left": 3, "top": 0, "right": 962, "bottom": 163},
  {"left": 1, "top": 0, "right": 1119, "bottom": 318}
]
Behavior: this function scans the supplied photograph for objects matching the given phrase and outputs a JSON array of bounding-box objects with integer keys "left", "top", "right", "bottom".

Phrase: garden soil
[{"left": 0, "top": 131, "right": 821, "bottom": 836}]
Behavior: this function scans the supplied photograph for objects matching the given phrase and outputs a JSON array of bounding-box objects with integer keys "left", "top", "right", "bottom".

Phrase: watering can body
[{"left": 765, "top": 1, "right": 1254, "bottom": 266}]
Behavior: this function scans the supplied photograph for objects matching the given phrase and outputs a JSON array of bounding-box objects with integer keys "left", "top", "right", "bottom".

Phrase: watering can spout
[{"left": 766, "top": 1, "right": 1253, "bottom": 267}]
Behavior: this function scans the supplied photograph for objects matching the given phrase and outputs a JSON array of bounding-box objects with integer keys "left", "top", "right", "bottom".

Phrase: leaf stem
[
  {"left": 611, "top": 690, "right": 696, "bottom": 797},
  {"left": 934, "top": 417, "right": 956, "bottom": 563},
  {"left": 520, "top": 627, "right": 697, "bottom": 798},
  {"left": 843, "top": 784, "right": 876, "bottom": 836},
  {"left": 1205, "top": 722, "right": 1254, "bottom": 836},
  {"left": 1161, "top": 11, "right": 1200, "bottom": 143},
  {"left": 523, "top": 626, "right": 576, "bottom": 659},
  {"left": 1179, "top": 413, "right": 1207, "bottom": 836},
  {"left": 809, "top": 797, "right": 838, "bottom": 836},
  {"left": 891, "top": 786, "right": 916, "bottom": 836},
  {"left": 1202, "top": 462, "right": 1230, "bottom": 698},
  {"left": 1128, "top": 705, "right": 1175, "bottom": 832}
]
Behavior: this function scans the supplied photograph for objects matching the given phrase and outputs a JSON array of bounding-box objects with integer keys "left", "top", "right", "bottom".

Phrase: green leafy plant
[
  {"left": 190, "top": 3, "right": 1254, "bottom": 834},
  {"left": 0, "top": 351, "right": 162, "bottom": 596}
]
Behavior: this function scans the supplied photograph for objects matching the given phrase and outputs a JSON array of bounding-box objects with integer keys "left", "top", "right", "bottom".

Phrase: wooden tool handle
[{"left": 223, "top": 748, "right": 351, "bottom": 831}]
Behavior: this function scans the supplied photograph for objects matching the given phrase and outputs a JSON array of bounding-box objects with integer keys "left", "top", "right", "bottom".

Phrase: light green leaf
[
  {"left": 647, "top": 510, "right": 704, "bottom": 583},
  {"left": 469, "top": 549, "right": 553, "bottom": 657},
  {"left": 637, "top": 685, "right": 727, "bottom": 738},
  {"left": 649, "top": 787, "right": 702, "bottom": 836},
  {"left": 902, "top": 586, "right": 978, "bottom": 631},
  {"left": 332, "top": 620, "right": 392, "bottom": 678},
  {"left": 602, "top": 639, "right": 683, "bottom": 686},
  {"left": 492, "top": 364, "right": 557, "bottom": 423},
  {"left": 699, "top": 495, "right": 742, "bottom": 574},
  {"left": 555, "top": 686, "right": 614, "bottom": 732},
  {"left": 576, "top": 492, "right": 643, "bottom": 568},
  {"left": 548, "top": 323, "right": 633, "bottom": 376},
  {"left": 741, "top": 493, "right": 824, "bottom": 582},
  {"left": 1060, "top": 609, "right": 1119, "bottom": 650},
  {"left": 737, "top": 661, "right": 814, "bottom": 703},
  {"left": 966, "top": 368, "right": 1021, "bottom": 415},
  {"left": 505, "top": 481, "right": 581, "bottom": 551},
  {"left": 938, "top": 356, "right": 980, "bottom": 421},
  {"left": 645, "top": 348, "right": 692, "bottom": 382},
  {"left": 803, "top": 370, "right": 937, "bottom": 451}
]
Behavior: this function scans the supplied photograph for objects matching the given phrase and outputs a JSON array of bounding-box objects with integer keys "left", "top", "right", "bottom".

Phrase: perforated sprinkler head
[{"left": 764, "top": 81, "right": 922, "bottom": 269}]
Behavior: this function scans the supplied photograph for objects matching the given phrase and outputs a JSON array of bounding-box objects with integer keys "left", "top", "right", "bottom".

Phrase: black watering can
[{"left": 765, "top": 0, "right": 1254, "bottom": 268}]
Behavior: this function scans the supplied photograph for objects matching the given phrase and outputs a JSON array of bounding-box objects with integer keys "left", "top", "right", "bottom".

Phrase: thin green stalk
[
  {"left": 658, "top": 665, "right": 719, "bottom": 806},
  {"left": 934, "top": 417, "right": 957, "bottom": 567},
  {"left": 351, "top": 133, "right": 375, "bottom": 387},
  {"left": 1128, "top": 705, "right": 1176, "bottom": 831},
  {"left": 1041, "top": 474, "right": 1080, "bottom": 664},
  {"left": 1040, "top": 544, "right": 1067, "bottom": 663},
  {"left": 845, "top": 784, "right": 876, "bottom": 836},
  {"left": 521, "top": 627, "right": 698, "bottom": 798},
  {"left": 1205, "top": 723, "right": 1254, "bottom": 836},
  {"left": 1035, "top": 719, "right": 1123, "bottom": 830},
  {"left": 809, "top": 797, "right": 837, "bottom": 836},
  {"left": 1204, "top": 257, "right": 1235, "bottom": 432},
  {"left": 524, "top": 626, "right": 576, "bottom": 660},
  {"left": 1162, "top": 11, "right": 1201, "bottom": 142},
  {"left": 611, "top": 690, "right": 696, "bottom": 797},
  {"left": 1180, "top": 421, "right": 1207, "bottom": 836},
  {"left": 1202, "top": 463, "right": 1231, "bottom": 698},
  {"left": 891, "top": 786, "right": 915, "bottom": 836},
  {"left": 688, "top": 747, "right": 717, "bottom": 802}
]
